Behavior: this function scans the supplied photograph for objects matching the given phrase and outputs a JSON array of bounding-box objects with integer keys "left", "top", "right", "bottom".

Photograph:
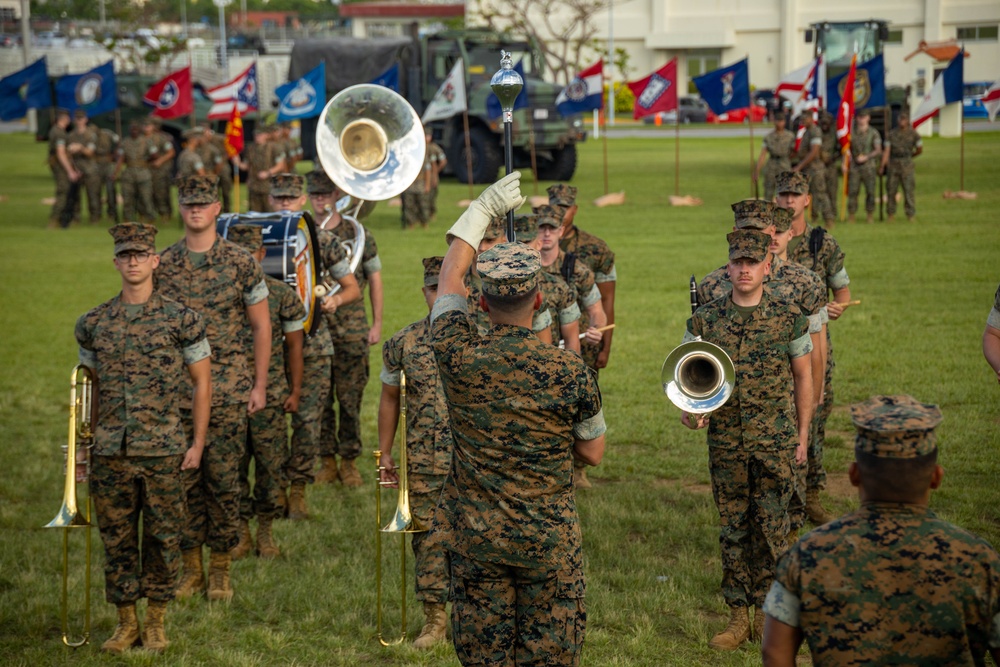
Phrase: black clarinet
[{"left": 690, "top": 275, "right": 698, "bottom": 314}]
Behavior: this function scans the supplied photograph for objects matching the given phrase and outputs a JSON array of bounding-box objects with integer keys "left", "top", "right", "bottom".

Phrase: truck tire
[
  {"left": 536, "top": 145, "right": 578, "bottom": 182},
  {"left": 451, "top": 127, "right": 503, "bottom": 184}
]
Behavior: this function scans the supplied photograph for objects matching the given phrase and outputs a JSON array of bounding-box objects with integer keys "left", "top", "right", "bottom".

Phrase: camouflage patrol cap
[
  {"left": 856, "top": 108, "right": 871, "bottom": 118},
  {"left": 307, "top": 169, "right": 336, "bottom": 195},
  {"left": 776, "top": 170, "right": 810, "bottom": 195},
  {"left": 732, "top": 199, "right": 776, "bottom": 230},
  {"left": 477, "top": 242, "right": 540, "bottom": 297},
  {"left": 56, "top": 107, "right": 70, "bottom": 118},
  {"left": 513, "top": 214, "right": 538, "bottom": 242},
  {"left": 177, "top": 175, "right": 220, "bottom": 205},
  {"left": 482, "top": 215, "right": 505, "bottom": 241},
  {"left": 547, "top": 183, "right": 577, "bottom": 207},
  {"left": 773, "top": 206, "right": 794, "bottom": 232},
  {"left": 73, "top": 108, "right": 87, "bottom": 119},
  {"left": 146, "top": 116, "right": 160, "bottom": 127},
  {"left": 851, "top": 395, "right": 942, "bottom": 458},
  {"left": 422, "top": 256, "right": 444, "bottom": 287},
  {"left": 227, "top": 224, "right": 264, "bottom": 253},
  {"left": 182, "top": 127, "right": 202, "bottom": 140},
  {"left": 533, "top": 204, "right": 562, "bottom": 228},
  {"left": 110, "top": 222, "right": 157, "bottom": 254},
  {"left": 727, "top": 229, "right": 771, "bottom": 262},
  {"left": 270, "top": 173, "right": 305, "bottom": 198}
]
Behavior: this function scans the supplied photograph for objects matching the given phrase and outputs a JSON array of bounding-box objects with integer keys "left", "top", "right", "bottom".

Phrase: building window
[
  {"left": 885, "top": 29, "right": 903, "bottom": 45},
  {"left": 687, "top": 50, "right": 720, "bottom": 94},
  {"left": 957, "top": 25, "right": 998, "bottom": 41}
]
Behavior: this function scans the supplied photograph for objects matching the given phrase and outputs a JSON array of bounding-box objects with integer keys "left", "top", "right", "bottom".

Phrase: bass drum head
[{"left": 217, "top": 211, "right": 322, "bottom": 335}]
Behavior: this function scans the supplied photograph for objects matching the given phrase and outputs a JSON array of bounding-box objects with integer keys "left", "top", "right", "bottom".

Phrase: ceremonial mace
[{"left": 490, "top": 50, "right": 524, "bottom": 242}]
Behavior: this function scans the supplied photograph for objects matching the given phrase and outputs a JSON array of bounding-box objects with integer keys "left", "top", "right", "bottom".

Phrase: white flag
[
  {"left": 422, "top": 60, "right": 467, "bottom": 123},
  {"left": 983, "top": 80, "right": 1000, "bottom": 123}
]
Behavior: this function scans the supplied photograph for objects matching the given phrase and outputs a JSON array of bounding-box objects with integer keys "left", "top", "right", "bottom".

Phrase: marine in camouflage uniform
[
  {"left": 818, "top": 112, "right": 840, "bottom": 222},
  {"left": 115, "top": 122, "right": 156, "bottom": 224},
  {"left": 67, "top": 110, "right": 102, "bottom": 224},
  {"left": 683, "top": 229, "right": 814, "bottom": 650},
  {"left": 984, "top": 283, "right": 1000, "bottom": 383},
  {"left": 401, "top": 133, "right": 447, "bottom": 228},
  {"left": 881, "top": 112, "right": 922, "bottom": 220},
  {"left": 47, "top": 109, "right": 78, "bottom": 228},
  {"left": 175, "top": 129, "right": 206, "bottom": 180},
  {"left": 243, "top": 125, "right": 286, "bottom": 213},
  {"left": 378, "top": 256, "right": 456, "bottom": 648},
  {"left": 515, "top": 214, "right": 579, "bottom": 348},
  {"left": 755, "top": 113, "right": 794, "bottom": 201},
  {"left": 95, "top": 127, "right": 120, "bottom": 223},
  {"left": 763, "top": 395, "right": 1000, "bottom": 666},
  {"left": 432, "top": 217, "right": 606, "bottom": 666},
  {"left": 155, "top": 175, "right": 271, "bottom": 602},
  {"left": 76, "top": 222, "right": 211, "bottom": 653},
  {"left": 226, "top": 225, "right": 304, "bottom": 560},
  {"left": 200, "top": 129, "right": 232, "bottom": 212},
  {"left": 846, "top": 110, "right": 882, "bottom": 221},
  {"left": 145, "top": 118, "right": 175, "bottom": 223},
  {"left": 791, "top": 113, "right": 833, "bottom": 224}
]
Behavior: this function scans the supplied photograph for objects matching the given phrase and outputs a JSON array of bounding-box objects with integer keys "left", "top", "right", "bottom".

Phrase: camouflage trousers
[
  {"left": 75, "top": 160, "right": 102, "bottom": 222},
  {"left": 151, "top": 166, "right": 173, "bottom": 219},
  {"left": 180, "top": 403, "right": 245, "bottom": 552},
  {"left": 806, "top": 167, "right": 834, "bottom": 223},
  {"left": 50, "top": 163, "right": 74, "bottom": 226},
  {"left": 120, "top": 168, "right": 155, "bottom": 223},
  {"left": 848, "top": 162, "right": 878, "bottom": 215},
  {"left": 449, "top": 551, "right": 585, "bottom": 667},
  {"left": 321, "top": 338, "right": 369, "bottom": 460},
  {"left": 709, "top": 445, "right": 795, "bottom": 607},
  {"left": 217, "top": 169, "right": 233, "bottom": 212},
  {"left": 248, "top": 190, "right": 270, "bottom": 214},
  {"left": 886, "top": 160, "right": 916, "bottom": 217},
  {"left": 401, "top": 191, "right": 432, "bottom": 228},
  {"left": 286, "top": 354, "right": 332, "bottom": 485},
  {"left": 90, "top": 454, "right": 185, "bottom": 604},
  {"left": 824, "top": 161, "right": 840, "bottom": 220},
  {"left": 97, "top": 159, "right": 118, "bottom": 221},
  {"left": 410, "top": 475, "right": 450, "bottom": 603},
  {"left": 239, "top": 405, "right": 290, "bottom": 520},
  {"left": 762, "top": 158, "right": 791, "bottom": 201}
]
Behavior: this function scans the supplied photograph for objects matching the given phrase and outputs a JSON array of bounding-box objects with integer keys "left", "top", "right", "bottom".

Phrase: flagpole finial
[{"left": 490, "top": 50, "right": 523, "bottom": 114}]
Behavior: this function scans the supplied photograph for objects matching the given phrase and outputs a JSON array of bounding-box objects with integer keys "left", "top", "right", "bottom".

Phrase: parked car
[
  {"left": 641, "top": 96, "right": 710, "bottom": 124},
  {"left": 963, "top": 81, "right": 991, "bottom": 119},
  {"left": 0, "top": 33, "right": 21, "bottom": 48},
  {"left": 752, "top": 89, "right": 791, "bottom": 120},
  {"left": 707, "top": 105, "right": 768, "bottom": 124}
]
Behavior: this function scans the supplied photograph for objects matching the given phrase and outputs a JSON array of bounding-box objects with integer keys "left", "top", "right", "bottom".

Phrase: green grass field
[{"left": 1, "top": 128, "right": 998, "bottom": 666}]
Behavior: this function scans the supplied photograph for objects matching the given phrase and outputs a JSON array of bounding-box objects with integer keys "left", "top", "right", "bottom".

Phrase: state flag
[
  {"left": 693, "top": 58, "right": 750, "bottom": 114},
  {"left": 0, "top": 57, "right": 51, "bottom": 121},
  {"left": 207, "top": 63, "right": 258, "bottom": 120},
  {"left": 627, "top": 59, "right": 677, "bottom": 120},
  {"left": 55, "top": 61, "right": 117, "bottom": 117},
  {"left": 555, "top": 60, "right": 603, "bottom": 117},
  {"left": 143, "top": 66, "right": 193, "bottom": 119}
]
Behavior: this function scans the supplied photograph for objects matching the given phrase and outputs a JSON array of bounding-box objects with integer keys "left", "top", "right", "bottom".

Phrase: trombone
[
  {"left": 44, "top": 364, "right": 95, "bottom": 648},
  {"left": 374, "top": 371, "right": 427, "bottom": 646}
]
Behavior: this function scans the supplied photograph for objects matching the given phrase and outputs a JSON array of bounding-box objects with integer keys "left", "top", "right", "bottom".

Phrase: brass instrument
[
  {"left": 661, "top": 339, "right": 736, "bottom": 414},
  {"left": 374, "top": 371, "right": 427, "bottom": 646},
  {"left": 313, "top": 84, "right": 425, "bottom": 304},
  {"left": 44, "top": 364, "right": 95, "bottom": 648}
]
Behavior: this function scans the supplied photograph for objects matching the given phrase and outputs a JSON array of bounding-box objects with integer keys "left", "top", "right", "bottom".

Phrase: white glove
[{"left": 446, "top": 171, "right": 526, "bottom": 248}]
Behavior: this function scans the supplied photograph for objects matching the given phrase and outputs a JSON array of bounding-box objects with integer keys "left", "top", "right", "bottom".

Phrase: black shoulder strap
[
  {"left": 561, "top": 252, "right": 577, "bottom": 284},
  {"left": 808, "top": 227, "right": 825, "bottom": 271}
]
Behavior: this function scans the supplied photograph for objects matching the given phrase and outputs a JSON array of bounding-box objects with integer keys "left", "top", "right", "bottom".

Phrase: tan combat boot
[
  {"left": 412, "top": 602, "right": 447, "bottom": 649},
  {"left": 174, "top": 548, "right": 205, "bottom": 598},
  {"left": 256, "top": 517, "right": 280, "bottom": 559},
  {"left": 339, "top": 458, "right": 363, "bottom": 488},
  {"left": 806, "top": 490, "right": 834, "bottom": 525},
  {"left": 313, "top": 456, "right": 339, "bottom": 484},
  {"left": 573, "top": 466, "right": 593, "bottom": 489},
  {"left": 142, "top": 599, "right": 169, "bottom": 653},
  {"left": 709, "top": 606, "right": 750, "bottom": 650},
  {"left": 230, "top": 519, "right": 253, "bottom": 560},
  {"left": 101, "top": 603, "right": 141, "bottom": 653},
  {"left": 206, "top": 551, "right": 234, "bottom": 602},
  {"left": 752, "top": 606, "right": 765, "bottom": 642},
  {"left": 288, "top": 483, "right": 308, "bottom": 520}
]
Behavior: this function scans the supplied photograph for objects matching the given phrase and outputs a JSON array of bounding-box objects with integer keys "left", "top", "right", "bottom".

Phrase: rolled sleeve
[
  {"left": 829, "top": 267, "right": 850, "bottom": 290},
  {"left": 78, "top": 347, "right": 97, "bottom": 368},
  {"left": 282, "top": 319, "right": 304, "bottom": 334},
  {"left": 244, "top": 278, "right": 269, "bottom": 307},
  {"left": 987, "top": 307, "right": 1000, "bottom": 330},
  {"left": 789, "top": 332, "right": 813, "bottom": 359},
  {"left": 762, "top": 581, "right": 801, "bottom": 628},
  {"left": 573, "top": 408, "right": 606, "bottom": 440},
  {"left": 532, "top": 309, "right": 553, "bottom": 333},
  {"left": 183, "top": 338, "right": 211, "bottom": 365},
  {"left": 363, "top": 255, "right": 382, "bottom": 275},
  {"left": 380, "top": 367, "right": 401, "bottom": 386},
  {"left": 595, "top": 265, "right": 617, "bottom": 283},
  {"left": 329, "top": 258, "right": 352, "bottom": 281},
  {"left": 806, "top": 312, "right": 823, "bottom": 334},
  {"left": 431, "top": 292, "right": 468, "bottom": 323},
  {"left": 581, "top": 284, "right": 602, "bottom": 309},
  {"left": 559, "top": 302, "right": 581, "bottom": 325}
]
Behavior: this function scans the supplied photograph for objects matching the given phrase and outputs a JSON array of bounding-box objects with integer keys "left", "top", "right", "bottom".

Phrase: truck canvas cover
[{"left": 289, "top": 37, "right": 417, "bottom": 98}]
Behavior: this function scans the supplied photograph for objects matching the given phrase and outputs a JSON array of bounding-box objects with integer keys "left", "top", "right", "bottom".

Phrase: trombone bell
[{"left": 661, "top": 340, "right": 735, "bottom": 414}]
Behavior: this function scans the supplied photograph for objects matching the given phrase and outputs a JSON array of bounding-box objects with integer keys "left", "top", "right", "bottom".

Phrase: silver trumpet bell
[{"left": 661, "top": 339, "right": 736, "bottom": 414}]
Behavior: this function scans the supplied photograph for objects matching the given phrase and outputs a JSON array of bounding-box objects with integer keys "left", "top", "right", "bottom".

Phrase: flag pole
[
  {"left": 746, "top": 56, "right": 755, "bottom": 198},
  {"left": 233, "top": 158, "right": 240, "bottom": 214},
  {"left": 462, "top": 109, "right": 474, "bottom": 200},
  {"left": 674, "top": 110, "right": 680, "bottom": 197},
  {"left": 601, "top": 107, "right": 609, "bottom": 195},
  {"left": 529, "top": 123, "right": 539, "bottom": 196}
]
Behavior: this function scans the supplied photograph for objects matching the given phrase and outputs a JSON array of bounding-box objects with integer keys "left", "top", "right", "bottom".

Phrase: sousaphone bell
[{"left": 661, "top": 339, "right": 736, "bottom": 414}]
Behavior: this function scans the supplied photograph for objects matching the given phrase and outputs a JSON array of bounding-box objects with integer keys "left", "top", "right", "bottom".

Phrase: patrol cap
[
  {"left": 513, "top": 214, "right": 538, "bottom": 242},
  {"left": 256, "top": 123, "right": 272, "bottom": 135},
  {"left": 56, "top": 107, "right": 71, "bottom": 118},
  {"left": 227, "top": 224, "right": 264, "bottom": 253},
  {"left": 773, "top": 111, "right": 787, "bottom": 123},
  {"left": 422, "top": 256, "right": 444, "bottom": 287},
  {"left": 547, "top": 183, "right": 577, "bottom": 207},
  {"left": 851, "top": 395, "right": 942, "bottom": 459},
  {"left": 110, "top": 222, "right": 157, "bottom": 254},
  {"left": 307, "top": 169, "right": 336, "bottom": 195},
  {"left": 182, "top": 127, "right": 202, "bottom": 140},
  {"left": 145, "top": 116, "right": 159, "bottom": 127},
  {"left": 773, "top": 206, "right": 794, "bottom": 233},
  {"left": 477, "top": 242, "right": 540, "bottom": 297},
  {"left": 732, "top": 199, "right": 775, "bottom": 230},
  {"left": 177, "top": 174, "right": 220, "bottom": 205},
  {"left": 73, "top": 108, "right": 88, "bottom": 119},
  {"left": 856, "top": 108, "right": 871, "bottom": 118},
  {"left": 533, "top": 204, "right": 562, "bottom": 229},
  {"left": 776, "top": 170, "right": 810, "bottom": 195},
  {"left": 482, "top": 215, "right": 504, "bottom": 241},
  {"left": 270, "top": 173, "right": 305, "bottom": 198},
  {"left": 727, "top": 229, "right": 771, "bottom": 262}
]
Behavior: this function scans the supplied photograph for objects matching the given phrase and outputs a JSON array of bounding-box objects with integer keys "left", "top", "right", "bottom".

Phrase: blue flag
[
  {"left": 370, "top": 63, "right": 399, "bottom": 92},
  {"left": 0, "top": 57, "right": 51, "bottom": 121},
  {"left": 693, "top": 58, "right": 750, "bottom": 114},
  {"left": 55, "top": 61, "right": 117, "bottom": 117},
  {"left": 486, "top": 59, "right": 528, "bottom": 120},
  {"left": 827, "top": 54, "right": 886, "bottom": 112},
  {"left": 276, "top": 62, "right": 326, "bottom": 122}
]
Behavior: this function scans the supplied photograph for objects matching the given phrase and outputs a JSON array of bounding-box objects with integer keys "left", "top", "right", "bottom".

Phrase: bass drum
[{"left": 217, "top": 211, "right": 322, "bottom": 335}]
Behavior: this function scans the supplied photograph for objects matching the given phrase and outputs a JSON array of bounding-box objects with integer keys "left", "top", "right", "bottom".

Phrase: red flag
[
  {"left": 224, "top": 105, "right": 243, "bottom": 158},
  {"left": 143, "top": 66, "right": 193, "bottom": 119},
  {"left": 836, "top": 55, "right": 857, "bottom": 155},
  {"left": 627, "top": 59, "right": 678, "bottom": 120}
]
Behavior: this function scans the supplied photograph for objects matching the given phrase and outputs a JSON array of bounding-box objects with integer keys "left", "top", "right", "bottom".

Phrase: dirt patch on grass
[
  {"left": 824, "top": 471, "right": 855, "bottom": 500},
  {"left": 652, "top": 478, "right": 712, "bottom": 495}
]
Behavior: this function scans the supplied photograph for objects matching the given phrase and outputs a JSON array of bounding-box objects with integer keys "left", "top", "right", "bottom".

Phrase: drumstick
[
  {"left": 578, "top": 323, "right": 617, "bottom": 340},
  {"left": 832, "top": 300, "right": 862, "bottom": 308}
]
